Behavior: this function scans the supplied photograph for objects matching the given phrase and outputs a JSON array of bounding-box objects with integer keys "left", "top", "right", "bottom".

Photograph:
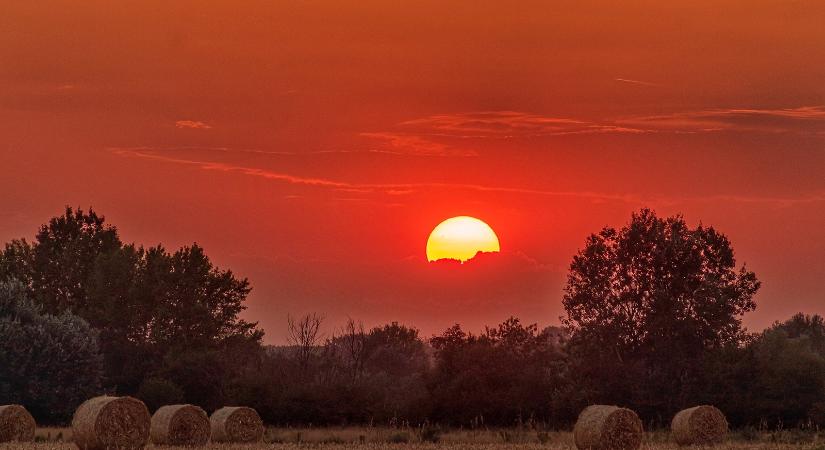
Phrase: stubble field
[{"left": 3, "top": 427, "right": 824, "bottom": 450}]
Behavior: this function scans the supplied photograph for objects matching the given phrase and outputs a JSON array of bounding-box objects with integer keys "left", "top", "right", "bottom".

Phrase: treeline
[
  {"left": 235, "top": 312, "right": 825, "bottom": 429},
  {"left": 1, "top": 208, "right": 824, "bottom": 429},
  {"left": 0, "top": 208, "right": 261, "bottom": 422}
]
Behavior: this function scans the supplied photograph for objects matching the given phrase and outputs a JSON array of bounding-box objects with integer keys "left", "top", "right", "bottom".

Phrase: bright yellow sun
[{"left": 426, "top": 216, "right": 501, "bottom": 263}]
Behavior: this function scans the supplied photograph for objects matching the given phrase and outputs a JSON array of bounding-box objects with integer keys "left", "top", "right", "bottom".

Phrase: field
[{"left": 3, "top": 427, "right": 824, "bottom": 450}]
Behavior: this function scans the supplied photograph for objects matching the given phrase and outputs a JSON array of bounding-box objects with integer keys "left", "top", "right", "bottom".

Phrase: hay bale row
[
  {"left": 671, "top": 405, "right": 728, "bottom": 446},
  {"left": 573, "top": 404, "right": 728, "bottom": 449},
  {"left": 209, "top": 406, "right": 264, "bottom": 443},
  {"left": 70, "top": 396, "right": 263, "bottom": 448},
  {"left": 11, "top": 396, "right": 725, "bottom": 449},
  {"left": 0, "top": 404, "right": 35, "bottom": 443}
]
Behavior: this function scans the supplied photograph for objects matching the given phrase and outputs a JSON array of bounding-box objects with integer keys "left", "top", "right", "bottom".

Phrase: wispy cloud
[
  {"left": 397, "top": 111, "right": 649, "bottom": 138},
  {"left": 615, "top": 78, "right": 660, "bottom": 87},
  {"left": 110, "top": 147, "right": 641, "bottom": 202},
  {"left": 108, "top": 145, "right": 459, "bottom": 158},
  {"left": 359, "top": 132, "right": 478, "bottom": 156},
  {"left": 618, "top": 106, "right": 825, "bottom": 133},
  {"left": 373, "top": 106, "right": 825, "bottom": 143},
  {"left": 175, "top": 120, "right": 212, "bottom": 129},
  {"left": 110, "top": 147, "right": 825, "bottom": 207}
]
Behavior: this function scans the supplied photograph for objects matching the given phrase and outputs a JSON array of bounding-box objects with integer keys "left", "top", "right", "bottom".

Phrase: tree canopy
[
  {"left": 562, "top": 208, "right": 760, "bottom": 420},
  {"left": 0, "top": 207, "right": 263, "bottom": 410}
]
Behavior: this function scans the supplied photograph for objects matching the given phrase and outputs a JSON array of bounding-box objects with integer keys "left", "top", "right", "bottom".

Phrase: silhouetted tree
[
  {"left": 0, "top": 239, "right": 34, "bottom": 284},
  {"left": 30, "top": 207, "right": 121, "bottom": 315},
  {"left": 429, "top": 318, "right": 567, "bottom": 426},
  {"left": 699, "top": 320, "right": 825, "bottom": 428},
  {"left": 774, "top": 313, "right": 825, "bottom": 357},
  {"left": 0, "top": 207, "right": 263, "bottom": 407},
  {"left": 287, "top": 313, "right": 324, "bottom": 371},
  {"left": 361, "top": 322, "right": 430, "bottom": 422},
  {"left": 562, "top": 208, "right": 760, "bottom": 421}
]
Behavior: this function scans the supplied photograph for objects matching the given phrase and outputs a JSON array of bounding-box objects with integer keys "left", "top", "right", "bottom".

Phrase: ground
[{"left": 3, "top": 428, "right": 824, "bottom": 449}]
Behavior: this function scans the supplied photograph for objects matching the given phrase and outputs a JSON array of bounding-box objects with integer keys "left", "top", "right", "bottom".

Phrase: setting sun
[{"left": 426, "top": 216, "right": 501, "bottom": 263}]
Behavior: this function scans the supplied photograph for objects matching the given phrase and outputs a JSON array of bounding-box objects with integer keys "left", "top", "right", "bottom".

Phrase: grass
[
  {"left": 7, "top": 427, "right": 824, "bottom": 449},
  {"left": 5, "top": 443, "right": 825, "bottom": 450}
]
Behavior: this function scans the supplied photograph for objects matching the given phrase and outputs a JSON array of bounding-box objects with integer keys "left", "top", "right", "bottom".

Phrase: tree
[
  {"left": 29, "top": 207, "right": 122, "bottom": 315},
  {"left": 429, "top": 318, "right": 567, "bottom": 426},
  {"left": 360, "top": 322, "right": 430, "bottom": 422},
  {"left": 0, "top": 280, "right": 103, "bottom": 423},
  {"left": 0, "top": 239, "right": 34, "bottom": 284},
  {"left": 88, "top": 243, "right": 264, "bottom": 400},
  {"left": 773, "top": 313, "right": 825, "bottom": 357},
  {"left": 287, "top": 313, "right": 324, "bottom": 371},
  {"left": 700, "top": 322, "right": 825, "bottom": 428},
  {"left": 562, "top": 209, "right": 760, "bottom": 420},
  {"left": 746, "top": 327, "right": 825, "bottom": 427},
  {"left": 0, "top": 207, "right": 264, "bottom": 404}
]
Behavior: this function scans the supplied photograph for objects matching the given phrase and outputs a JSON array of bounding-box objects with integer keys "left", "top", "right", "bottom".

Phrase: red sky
[{"left": 1, "top": 1, "right": 824, "bottom": 343}]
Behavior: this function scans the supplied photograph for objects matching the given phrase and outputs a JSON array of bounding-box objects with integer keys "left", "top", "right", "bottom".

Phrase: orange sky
[{"left": 1, "top": 1, "right": 824, "bottom": 343}]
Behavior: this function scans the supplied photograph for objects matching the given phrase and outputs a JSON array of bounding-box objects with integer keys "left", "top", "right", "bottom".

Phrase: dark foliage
[
  {"left": 562, "top": 208, "right": 760, "bottom": 422},
  {"left": 232, "top": 320, "right": 431, "bottom": 425},
  {"left": 0, "top": 280, "right": 103, "bottom": 423},
  {"left": 1, "top": 207, "right": 824, "bottom": 429},
  {"left": 428, "top": 318, "right": 569, "bottom": 426},
  {"left": 0, "top": 207, "right": 263, "bottom": 417}
]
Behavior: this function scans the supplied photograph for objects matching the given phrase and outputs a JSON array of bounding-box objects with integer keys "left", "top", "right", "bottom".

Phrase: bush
[
  {"left": 137, "top": 377, "right": 185, "bottom": 412},
  {"left": 388, "top": 432, "right": 410, "bottom": 443},
  {"left": 419, "top": 425, "right": 441, "bottom": 443},
  {"left": 0, "top": 280, "right": 103, "bottom": 423}
]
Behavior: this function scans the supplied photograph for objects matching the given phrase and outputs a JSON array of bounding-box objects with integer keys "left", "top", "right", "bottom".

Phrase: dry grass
[
  {"left": 15, "top": 427, "right": 825, "bottom": 449},
  {"left": 3, "top": 442, "right": 825, "bottom": 450}
]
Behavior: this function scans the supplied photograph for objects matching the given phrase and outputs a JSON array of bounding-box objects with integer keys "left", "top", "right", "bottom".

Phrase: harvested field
[
  {"left": 11, "top": 428, "right": 825, "bottom": 450},
  {"left": 1, "top": 442, "right": 825, "bottom": 450}
]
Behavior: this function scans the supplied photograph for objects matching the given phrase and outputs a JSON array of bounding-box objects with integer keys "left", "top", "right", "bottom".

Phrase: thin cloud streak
[
  {"left": 375, "top": 107, "right": 825, "bottom": 144},
  {"left": 618, "top": 106, "right": 825, "bottom": 133},
  {"left": 396, "top": 111, "right": 651, "bottom": 138},
  {"left": 111, "top": 148, "right": 825, "bottom": 207},
  {"left": 359, "top": 132, "right": 478, "bottom": 156},
  {"left": 110, "top": 148, "right": 641, "bottom": 202},
  {"left": 108, "top": 145, "right": 468, "bottom": 158},
  {"left": 175, "top": 120, "right": 212, "bottom": 129},
  {"left": 615, "top": 78, "right": 661, "bottom": 87}
]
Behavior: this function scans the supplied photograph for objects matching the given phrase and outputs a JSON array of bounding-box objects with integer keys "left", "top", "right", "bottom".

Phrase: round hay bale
[
  {"left": 0, "top": 405, "right": 35, "bottom": 442},
  {"left": 150, "top": 404, "right": 209, "bottom": 446},
  {"left": 671, "top": 405, "right": 728, "bottom": 446},
  {"left": 574, "top": 405, "right": 643, "bottom": 450},
  {"left": 209, "top": 406, "right": 263, "bottom": 443},
  {"left": 71, "top": 396, "right": 150, "bottom": 450}
]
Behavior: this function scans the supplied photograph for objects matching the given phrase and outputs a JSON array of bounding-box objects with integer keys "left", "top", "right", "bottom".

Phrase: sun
[{"left": 426, "top": 216, "right": 501, "bottom": 263}]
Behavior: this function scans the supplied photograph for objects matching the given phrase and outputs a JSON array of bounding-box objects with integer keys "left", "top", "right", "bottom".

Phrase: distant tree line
[{"left": 1, "top": 207, "right": 824, "bottom": 429}]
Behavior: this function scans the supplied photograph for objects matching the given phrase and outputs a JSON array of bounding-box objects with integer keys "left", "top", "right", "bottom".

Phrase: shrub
[
  {"left": 419, "top": 425, "right": 441, "bottom": 443},
  {"left": 137, "top": 378, "right": 185, "bottom": 413},
  {"left": 388, "top": 432, "right": 410, "bottom": 443},
  {"left": 0, "top": 280, "right": 103, "bottom": 423}
]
